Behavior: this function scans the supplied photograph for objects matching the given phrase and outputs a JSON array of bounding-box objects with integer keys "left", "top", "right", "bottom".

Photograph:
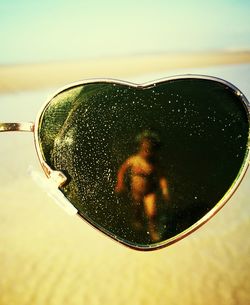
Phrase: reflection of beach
[{"left": 0, "top": 54, "right": 250, "bottom": 305}]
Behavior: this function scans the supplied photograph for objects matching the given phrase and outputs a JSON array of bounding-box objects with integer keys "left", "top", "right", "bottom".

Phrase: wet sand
[{"left": 0, "top": 53, "right": 250, "bottom": 305}]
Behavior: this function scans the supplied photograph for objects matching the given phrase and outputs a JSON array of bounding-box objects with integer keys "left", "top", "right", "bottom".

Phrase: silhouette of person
[{"left": 115, "top": 130, "right": 170, "bottom": 242}]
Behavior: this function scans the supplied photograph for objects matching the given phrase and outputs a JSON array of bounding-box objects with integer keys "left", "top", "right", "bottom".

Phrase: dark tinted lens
[{"left": 38, "top": 77, "right": 249, "bottom": 249}]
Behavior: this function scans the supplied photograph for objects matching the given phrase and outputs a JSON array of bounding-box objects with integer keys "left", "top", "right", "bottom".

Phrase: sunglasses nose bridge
[
  {"left": 37, "top": 157, "right": 68, "bottom": 188},
  {"left": 28, "top": 167, "right": 77, "bottom": 215},
  {"left": 49, "top": 170, "right": 68, "bottom": 187}
]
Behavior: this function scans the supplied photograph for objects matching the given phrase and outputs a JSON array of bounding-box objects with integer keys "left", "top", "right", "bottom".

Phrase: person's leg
[
  {"left": 144, "top": 193, "right": 160, "bottom": 241},
  {"left": 131, "top": 192, "right": 143, "bottom": 230}
]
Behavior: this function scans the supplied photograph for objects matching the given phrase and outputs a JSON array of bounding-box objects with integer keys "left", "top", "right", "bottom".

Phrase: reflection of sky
[{"left": 0, "top": 0, "right": 250, "bottom": 64}]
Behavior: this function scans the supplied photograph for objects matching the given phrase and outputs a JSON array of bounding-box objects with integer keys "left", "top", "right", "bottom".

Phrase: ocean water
[{"left": 0, "top": 63, "right": 249, "bottom": 305}]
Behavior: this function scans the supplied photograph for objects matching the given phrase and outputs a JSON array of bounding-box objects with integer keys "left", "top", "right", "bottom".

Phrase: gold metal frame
[
  {"left": 0, "top": 122, "right": 34, "bottom": 132},
  {"left": 1, "top": 74, "right": 250, "bottom": 251}
]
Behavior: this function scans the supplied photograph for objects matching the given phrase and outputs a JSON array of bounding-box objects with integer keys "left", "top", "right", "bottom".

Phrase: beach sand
[
  {"left": 1, "top": 51, "right": 250, "bottom": 93},
  {"left": 0, "top": 51, "right": 250, "bottom": 305}
]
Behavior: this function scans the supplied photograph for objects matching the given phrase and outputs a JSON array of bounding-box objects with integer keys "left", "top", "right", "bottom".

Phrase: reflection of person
[{"left": 115, "top": 130, "right": 170, "bottom": 242}]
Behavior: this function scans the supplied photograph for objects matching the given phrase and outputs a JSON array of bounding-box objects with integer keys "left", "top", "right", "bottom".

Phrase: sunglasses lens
[{"left": 37, "top": 78, "right": 249, "bottom": 249}]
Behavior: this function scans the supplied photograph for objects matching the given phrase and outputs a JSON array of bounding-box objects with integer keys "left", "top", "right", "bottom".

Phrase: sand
[
  {"left": 0, "top": 52, "right": 250, "bottom": 305},
  {"left": 0, "top": 51, "right": 250, "bottom": 93}
]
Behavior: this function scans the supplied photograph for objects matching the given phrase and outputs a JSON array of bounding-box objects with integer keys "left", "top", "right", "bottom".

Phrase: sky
[{"left": 0, "top": 0, "right": 250, "bottom": 64}]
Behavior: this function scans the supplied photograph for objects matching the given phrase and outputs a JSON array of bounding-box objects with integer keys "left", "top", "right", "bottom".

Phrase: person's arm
[
  {"left": 115, "top": 158, "right": 131, "bottom": 193},
  {"left": 159, "top": 177, "right": 170, "bottom": 201}
]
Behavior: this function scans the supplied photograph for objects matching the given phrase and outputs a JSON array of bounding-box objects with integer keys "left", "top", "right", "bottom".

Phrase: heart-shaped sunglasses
[{"left": 1, "top": 74, "right": 249, "bottom": 251}]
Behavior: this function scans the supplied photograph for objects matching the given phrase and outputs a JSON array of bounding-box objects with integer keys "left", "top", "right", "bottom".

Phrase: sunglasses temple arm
[{"left": 0, "top": 122, "right": 34, "bottom": 132}]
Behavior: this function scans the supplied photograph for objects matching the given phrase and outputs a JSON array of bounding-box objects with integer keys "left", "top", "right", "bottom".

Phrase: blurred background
[
  {"left": 0, "top": 1, "right": 250, "bottom": 305},
  {"left": 1, "top": 0, "right": 250, "bottom": 64}
]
